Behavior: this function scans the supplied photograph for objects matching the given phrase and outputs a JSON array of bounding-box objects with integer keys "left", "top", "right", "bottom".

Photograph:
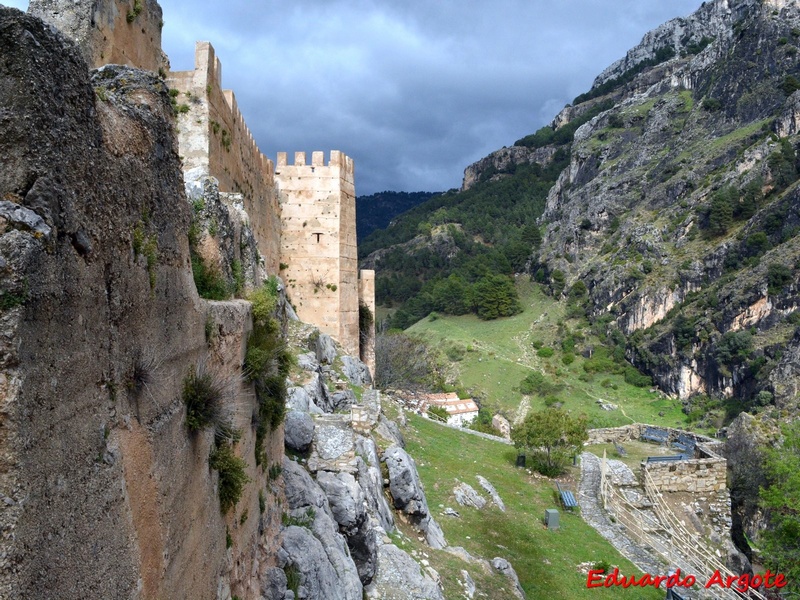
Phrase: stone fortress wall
[
  {"left": 33, "top": 0, "right": 378, "bottom": 365},
  {"left": 586, "top": 423, "right": 727, "bottom": 493},
  {"left": 643, "top": 443, "right": 727, "bottom": 493},
  {"left": 167, "top": 42, "right": 281, "bottom": 273},
  {"left": 276, "top": 151, "right": 362, "bottom": 358},
  {"left": 167, "top": 45, "right": 374, "bottom": 361}
]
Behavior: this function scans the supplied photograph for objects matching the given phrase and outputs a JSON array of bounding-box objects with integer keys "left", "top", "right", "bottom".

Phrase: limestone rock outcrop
[
  {"left": 284, "top": 410, "right": 315, "bottom": 453},
  {"left": 384, "top": 445, "right": 448, "bottom": 549},
  {"left": 0, "top": 9, "right": 284, "bottom": 598},
  {"left": 364, "top": 542, "right": 445, "bottom": 600}
]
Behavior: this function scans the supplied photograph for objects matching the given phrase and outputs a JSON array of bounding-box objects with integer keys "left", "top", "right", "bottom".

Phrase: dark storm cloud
[{"left": 3, "top": 0, "right": 701, "bottom": 194}]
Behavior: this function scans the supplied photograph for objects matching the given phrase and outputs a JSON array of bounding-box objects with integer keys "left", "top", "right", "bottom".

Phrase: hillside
[
  {"left": 363, "top": 0, "right": 800, "bottom": 416},
  {"left": 356, "top": 191, "right": 440, "bottom": 240},
  {"left": 362, "top": 0, "right": 800, "bottom": 590}
]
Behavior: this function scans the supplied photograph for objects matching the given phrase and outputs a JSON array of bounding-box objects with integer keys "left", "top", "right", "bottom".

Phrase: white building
[{"left": 422, "top": 392, "right": 479, "bottom": 427}]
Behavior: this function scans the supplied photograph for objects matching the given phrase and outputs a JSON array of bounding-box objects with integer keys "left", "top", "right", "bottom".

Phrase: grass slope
[
  {"left": 401, "top": 413, "right": 664, "bottom": 599},
  {"left": 407, "top": 280, "right": 688, "bottom": 430}
]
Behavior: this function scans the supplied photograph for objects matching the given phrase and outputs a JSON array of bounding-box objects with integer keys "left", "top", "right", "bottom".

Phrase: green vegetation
[
  {"left": 209, "top": 443, "right": 250, "bottom": 514},
  {"left": 132, "top": 222, "right": 158, "bottom": 290},
  {"left": 427, "top": 405, "right": 449, "bottom": 421},
  {"left": 407, "top": 282, "right": 687, "bottom": 429},
  {"left": 182, "top": 366, "right": 238, "bottom": 442},
  {"left": 0, "top": 288, "right": 27, "bottom": 310},
  {"left": 245, "top": 278, "right": 291, "bottom": 465},
  {"left": 191, "top": 253, "right": 229, "bottom": 300},
  {"left": 515, "top": 100, "right": 614, "bottom": 148},
  {"left": 221, "top": 129, "right": 232, "bottom": 152},
  {"left": 231, "top": 259, "right": 244, "bottom": 296},
  {"left": 126, "top": 0, "right": 143, "bottom": 23},
  {"left": 362, "top": 139, "right": 570, "bottom": 327},
  {"left": 759, "top": 421, "right": 800, "bottom": 594},
  {"left": 403, "top": 414, "right": 663, "bottom": 598},
  {"left": 572, "top": 47, "right": 675, "bottom": 105},
  {"left": 187, "top": 209, "right": 233, "bottom": 300},
  {"left": 511, "top": 408, "right": 588, "bottom": 476}
]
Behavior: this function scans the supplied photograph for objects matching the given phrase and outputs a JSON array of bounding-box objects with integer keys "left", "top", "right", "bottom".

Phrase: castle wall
[
  {"left": 643, "top": 456, "right": 727, "bottom": 493},
  {"left": 168, "top": 42, "right": 280, "bottom": 273},
  {"left": 29, "top": 0, "right": 165, "bottom": 72},
  {"left": 276, "top": 151, "right": 360, "bottom": 356}
]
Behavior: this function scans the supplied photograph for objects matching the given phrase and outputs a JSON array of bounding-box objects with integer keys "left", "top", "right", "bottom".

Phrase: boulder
[
  {"left": 330, "top": 389, "right": 357, "bottom": 412},
  {"left": 355, "top": 437, "right": 395, "bottom": 533},
  {"left": 286, "top": 386, "right": 323, "bottom": 414},
  {"left": 261, "top": 566, "right": 288, "bottom": 600},
  {"left": 282, "top": 524, "right": 362, "bottom": 600},
  {"left": 384, "top": 446, "right": 427, "bottom": 516},
  {"left": 453, "top": 482, "right": 486, "bottom": 510},
  {"left": 383, "top": 445, "right": 447, "bottom": 549},
  {"left": 364, "top": 542, "right": 444, "bottom": 600},
  {"left": 492, "top": 558, "right": 526, "bottom": 599},
  {"left": 304, "top": 373, "right": 332, "bottom": 413},
  {"left": 284, "top": 410, "right": 314, "bottom": 453},
  {"left": 297, "top": 352, "right": 320, "bottom": 372},
  {"left": 461, "top": 570, "right": 476, "bottom": 599},
  {"left": 375, "top": 415, "right": 405, "bottom": 448},
  {"left": 341, "top": 355, "right": 372, "bottom": 386},
  {"left": 476, "top": 475, "right": 506, "bottom": 512},
  {"left": 283, "top": 457, "right": 329, "bottom": 512},
  {"left": 315, "top": 333, "right": 337, "bottom": 365},
  {"left": 316, "top": 471, "right": 367, "bottom": 534}
]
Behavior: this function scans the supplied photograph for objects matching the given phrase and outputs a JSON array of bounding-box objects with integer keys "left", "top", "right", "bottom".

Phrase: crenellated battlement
[
  {"left": 28, "top": 0, "right": 373, "bottom": 371},
  {"left": 276, "top": 150, "right": 355, "bottom": 182},
  {"left": 168, "top": 41, "right": 280, "bottom": 272}
]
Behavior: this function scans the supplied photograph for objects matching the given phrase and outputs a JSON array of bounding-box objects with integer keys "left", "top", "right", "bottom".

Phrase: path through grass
[{"left": 407, "top": 281, "right": 688, "bottom": 429}]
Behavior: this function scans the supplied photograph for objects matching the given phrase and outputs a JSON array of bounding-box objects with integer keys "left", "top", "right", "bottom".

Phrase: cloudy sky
[{"left": 5, "top": 0, "right": 701, "bottom": 194}]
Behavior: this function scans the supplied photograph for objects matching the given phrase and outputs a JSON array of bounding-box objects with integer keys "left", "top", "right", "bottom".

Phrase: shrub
[
  {"left": 359, "top": 302, "right": 374, "bottom": 347},
  {"left": 519, "top": 371, "right": 563, "bottom": 396},
  {"left": 593, "top": 560, "right": 612, "bottom": 574},
  {"left": 231, "top": 259, "right": 244, "bottom": 296},
  {"left": 702, "top": 97, "right": 722, "bottom": 111},
  {"left": 191, "top": 254, "right": 229, "bottom": 300},
  {"left": 537, "top": 347, "right": 555, "bottom": 358},
  {"left": 767, "top": 262, "right": 793, "bottom": 295},
  {"left": 183, "top": 366, "right": 226, "bottom": 432},
  {"left": 285, "top": 565, "right": 301, "bottom": 596},
  {"left": 623, "top": 366, "right": 652, "bottom": 388},
  {"left": 561, "top": 352, "right": 575, "bottom": 366},
  {"left": 543, "top": 395, "right": 561, "bottom": 407},
  {"left": 715, "top": 330, "right": 753, "bottom": 366},
  {"left": 427, "top": 405, "right": 449, "bottom": 421},
  {"left": 209, "top": 444, "right": 250, "bottom": 513},
  {"left": 782, "top": 74, "right": 800, "bottom": 95},
  {"left": 249, "top": 278, "right": 279, "bottom": 326}
]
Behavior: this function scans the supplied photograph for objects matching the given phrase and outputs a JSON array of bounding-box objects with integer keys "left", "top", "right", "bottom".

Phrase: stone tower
[{"left": 276, "top": 151, "right": 368, "bottom": 359}]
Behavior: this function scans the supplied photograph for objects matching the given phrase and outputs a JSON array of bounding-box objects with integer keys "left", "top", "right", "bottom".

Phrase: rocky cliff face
[
  {"left": 534, "top": 0, "right": 800, "bottom": 406},
  {"left": 461, "top": 145, "right": 557, "bottom": 191},
  {"left": 0, "top": 8, "right": 288, "bottom": 599}
]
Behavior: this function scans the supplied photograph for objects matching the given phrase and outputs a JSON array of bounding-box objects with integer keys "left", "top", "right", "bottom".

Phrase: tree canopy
[{"left": 511, "top": 408, "right": 588, "bottom": 476}]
